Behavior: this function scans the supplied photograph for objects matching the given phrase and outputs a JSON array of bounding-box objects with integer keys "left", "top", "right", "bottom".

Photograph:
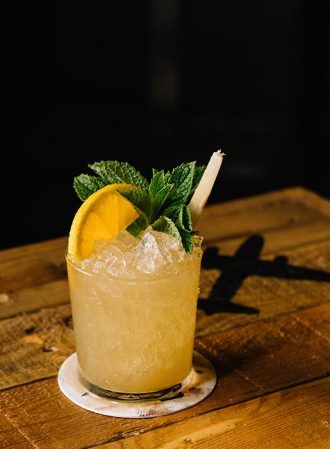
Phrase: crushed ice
[{"left": 78, "top": 228, "right": 195, "bottom": 277}]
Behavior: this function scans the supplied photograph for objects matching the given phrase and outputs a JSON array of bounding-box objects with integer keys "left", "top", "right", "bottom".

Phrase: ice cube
[
  {"left": 79, "top": 255, "right": 103, "bottom": 275},
  {"left": 80, "top": 258, "right": 92, "bottom": 272},
  {"left": 90, "top": 259, "right": 105, "bottom": 275},
  {"left": 105, "top": 230, "right": 139, "bottom": 255},
  {"left": 116, "top": 230, "right": 138, "bottom": 248},
  {"left": 102, "top": 246, "right": 126, "bottom": 276},
  {"left": 150, "top": 230, "right": 185, "bottom": 264},
  {"left": 135, "top": 231, "right": 164, "bottom": 273}
]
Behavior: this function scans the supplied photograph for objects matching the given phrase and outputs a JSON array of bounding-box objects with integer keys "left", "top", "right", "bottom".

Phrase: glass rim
[{"left": 65, "top": 238, "right": 203, "bottom": 283}]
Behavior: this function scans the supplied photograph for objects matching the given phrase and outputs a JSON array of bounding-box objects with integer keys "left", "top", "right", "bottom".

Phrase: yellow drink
[{"left": 67, "top": 231, "right": 202, "bottom": 398}]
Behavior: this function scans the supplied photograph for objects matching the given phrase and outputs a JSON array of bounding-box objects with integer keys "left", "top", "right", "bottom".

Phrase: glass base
[
  {"left": 80, "top": 375, "right": 183, "bottom": 402},
  {"left": 58, "top": 352, "right": 217, "bottom": 417}
]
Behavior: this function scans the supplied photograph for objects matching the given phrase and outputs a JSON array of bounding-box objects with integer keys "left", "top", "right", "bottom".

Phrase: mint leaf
[
  {"left": 167, "top": 162, "right": 196, "bottom": 206},
  {"left": 149, "top": 170, "right": 174, "bottom": 218},
  {"left": 152, "top": 168, "right": 171, "bottom": 184},
  {"left": 151, "top": 216, "right": 182, "bottom": 243},
  {"left": 149, "top": 170, "right": 168, "bottom": 194},
  {"left": 117, "top": 188, "right": 152, "bottom": 222},
  {"left": 162, "top": 203, "right": 181, "bottom": 220},
  {"left": 89, "top": 161, "right": 148, "bottom": 188},
  {"left": 176, "top": 205, "right": 193, "bottom": 232},
  {"left": 179, "top": 229, "right": 194, "bottom": 253},
  {"left": 73, "top": 174, "right": 108, "bottom": 201}
]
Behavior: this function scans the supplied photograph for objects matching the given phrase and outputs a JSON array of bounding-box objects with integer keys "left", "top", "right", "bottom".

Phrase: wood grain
[
  {"left": 0, "top": 280, "right": 69, "bottom": 320},
  {"left": 207, "top": 217, "right": 330, "bottom": 257},
  {"left": 199, "top": 187, "right": 330, "bottom": 221},
  {"left": 0, "top": 413, "right": 32, "bottom": 449},
  {"left": 101, "top": 377, "right": 330, "bottom": 449},
  {"left": 0, "top": 303, "right": 329, "bottom": 449},
  {"left": 0, "top": 238, "right": 68, "bottom": 319},
  {"left": 197, "top": 237, "right": 330, "bottom": 336},
  {"left": 0, "top": 238, "right": 67, "bottom": 290},
  {"left": 0, "top": 305, "right": 74, "bottom": 389},
  {"left": 0, "top": 371, "right": 254, "bottom": 449},
  {"left": 197, "top": 303, "right": 330, "bottom": 392},
  {"left": 197, "top": 187, "right": 330, "bottom": 242}
]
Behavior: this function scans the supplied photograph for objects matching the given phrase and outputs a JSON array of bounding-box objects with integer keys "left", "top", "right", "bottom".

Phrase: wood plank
[
  {"left": 0, "top": 280, "right": 69, "bottom": 320},
  {"left": 289, "top": 186, "right": 330, "bottom": 217},
  {"left": 0, "top": 238, "right": 67, "bottom": 290},
  {"left": 1, "top": 234, "right": 329, "bottom": 390},
  {"left": 0, "top": 304, "right": 329, "bottom": 449},
  {"left": 0, "top": 413, "right": 32, "bottom": 449},
  {"left": 0, "top": 237, "right": 68, "bottom": 319},
  {"left": 199, "top": 199, "right": 322, "bottom": 243},
  {"left": 0, "top": 373, "right": 254, "bottom": 449},
  {"left": 0, "top": 305, "right": 74, "bottom": 390},
  {"left": 207, "top": 217, "right": 330, "bottom": 256},
  {"left": 197, "top": 187, "right": 330, "bottom": 242},
  {"left": 196, "top": 304, "right": 330, "bottom": 392},
  {"left": 1, "top": 188, "right": 329, "bottom": 320},
  {"left": 197, "top": 237, "right": 330, "bottom": 336},
  {"left": 200, "top": 187, "right": 330, "bottom": 220},
  {"left": 0, "top": 237, "right": 67, "bottom": 264},
  {"left": 101, "top": 377, "right": 330, "bottom": 449}
]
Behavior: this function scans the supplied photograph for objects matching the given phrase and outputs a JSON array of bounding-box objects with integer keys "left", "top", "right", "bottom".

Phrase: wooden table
[{"left": 1, "top": 187, "right": 330, "bottom": 449}]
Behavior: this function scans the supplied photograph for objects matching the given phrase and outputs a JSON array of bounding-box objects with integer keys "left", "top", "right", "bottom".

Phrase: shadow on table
[{"left": 198, "top": 234, "right": 330, "bottom": 316}]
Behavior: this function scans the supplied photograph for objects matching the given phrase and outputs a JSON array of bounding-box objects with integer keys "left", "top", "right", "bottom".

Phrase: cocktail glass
[{"left": 66, "top": 239, "right": 202, "bottom": 401}]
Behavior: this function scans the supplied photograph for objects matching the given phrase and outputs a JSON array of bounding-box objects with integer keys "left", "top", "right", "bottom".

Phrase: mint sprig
[
  {"left": 74, "top": 161, "right": 148, "bottom": 201},
  {"left": 74, "top": 175, "right": 108, "bottom": 201},
  {"left": 89, "top": 161, "right": 148, "bottom": 188},
  {"left": 74, "top": 160, "right": 206, "bottom": 252},
  {"left": 166, "top": 162, "right": 195, "bottom": 206}
]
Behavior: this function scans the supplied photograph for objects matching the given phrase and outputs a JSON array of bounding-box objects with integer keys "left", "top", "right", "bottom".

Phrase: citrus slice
[{"left": 68, "top": 184, "right": 139, "bottom": 260}]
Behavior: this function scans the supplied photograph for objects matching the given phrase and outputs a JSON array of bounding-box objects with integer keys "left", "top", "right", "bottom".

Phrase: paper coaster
[{"left": 58, "top": 352, "right": 217, "bottom": 418}]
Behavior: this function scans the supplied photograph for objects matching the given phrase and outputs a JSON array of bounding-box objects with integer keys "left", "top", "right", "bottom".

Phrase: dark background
[{"left": 3, "top": 0, "right": 329, "bottom": 249}]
